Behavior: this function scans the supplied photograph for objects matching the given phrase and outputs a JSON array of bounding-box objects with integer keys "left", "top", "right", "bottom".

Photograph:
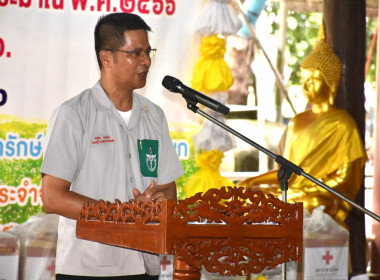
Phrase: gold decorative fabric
[
  {"left": 183, "top": 149, "right": 234, "bottom": 198},
  {"left": 283, "top": 108, "right": 367, "bottom": 223},
  {"left": 191, "top": 35, "right": 234, "bottom": 93}
]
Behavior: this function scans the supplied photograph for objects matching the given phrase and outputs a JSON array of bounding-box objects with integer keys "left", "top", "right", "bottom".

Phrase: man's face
[
  {"left": 110, "top": 29, "right": 152, "bottom": 92},
  {"left": 301, "top": 68, "right": 330, "bottom": 105}
]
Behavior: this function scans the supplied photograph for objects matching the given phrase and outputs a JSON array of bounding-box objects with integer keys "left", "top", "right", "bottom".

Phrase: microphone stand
[{"left": 184, "top": 99, "right": 380, "bottom": 280}]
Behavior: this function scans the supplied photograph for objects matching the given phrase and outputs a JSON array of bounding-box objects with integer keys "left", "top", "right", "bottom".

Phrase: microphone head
[{"left": 162, "top": 75, "right": 181, "bottom": 93}]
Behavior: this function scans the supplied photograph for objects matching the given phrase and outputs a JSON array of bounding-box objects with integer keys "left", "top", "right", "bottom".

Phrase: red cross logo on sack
[
  {"left": 322, "top": 250, "right": 333, "bottom": 265},
  {"left": 160, "top": 256, "right": 171, "bottom": 271},
  {"left": 47, "top": 260, "right": 55, "bottom": 276}
]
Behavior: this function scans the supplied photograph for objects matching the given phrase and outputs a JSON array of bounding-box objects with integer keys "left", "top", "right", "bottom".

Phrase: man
[{"left": 41, "top": 13, "right": 184, "bottom": 279}]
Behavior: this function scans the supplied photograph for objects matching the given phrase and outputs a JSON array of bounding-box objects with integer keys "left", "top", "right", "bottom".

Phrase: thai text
[
  {"left": 0, "top": 132, "right": 44, "bottom": 159},
  {"left": 0, "top": 178, "right": 42, "bottom": 207},
  {"left": 173, "top": 139, "right": 189, "bottom": 160}
]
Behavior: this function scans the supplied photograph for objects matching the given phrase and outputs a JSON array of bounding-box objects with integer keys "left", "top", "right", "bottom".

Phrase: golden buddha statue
[{"left": 239, "top": 22, "right": 367, "bottom": 226}]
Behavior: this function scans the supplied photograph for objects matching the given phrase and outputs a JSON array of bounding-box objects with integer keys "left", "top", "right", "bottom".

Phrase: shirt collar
[
  {"left": 91, "top": 81, "right": 149, "bottom": 130},
  {"left": 91, "top": 81, "right": 114, "bottom": 109}
]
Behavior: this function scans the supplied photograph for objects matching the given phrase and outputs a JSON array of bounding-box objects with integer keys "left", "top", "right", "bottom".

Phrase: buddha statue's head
[{"left": 300, "top": 21, "right": 342, "bottom": 106}]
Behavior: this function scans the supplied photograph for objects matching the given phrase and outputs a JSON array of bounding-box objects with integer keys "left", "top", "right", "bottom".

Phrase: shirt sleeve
[
  {"left": 42, "top": 106, "right": 60, "bottom": 156},
  {"left": 41, "top": 104, "right": 83, "bottom": 182}
]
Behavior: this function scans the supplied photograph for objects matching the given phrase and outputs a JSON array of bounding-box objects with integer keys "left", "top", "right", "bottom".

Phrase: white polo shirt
[{"left": 41, "top": 81, "right": 184, "bottom": 276}]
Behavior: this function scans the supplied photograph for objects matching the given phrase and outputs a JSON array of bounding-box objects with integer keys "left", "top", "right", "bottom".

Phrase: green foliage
[
  {"left": 0, "top": 158, "right": 44, "bottom": 224},
  {"left": 0, "top": 117, "right": 47, "bottom": 225},
  {"left": 176, "top": 159, "right": 199, "bottom": 200},
  {"left": 264, "top": 1, "right": 322, "bottom": 86},
  {"left": 285, "top": 12, "right": 322, "bottom": 85},
  {"left": 366, "top": 17, "right": 377, "bottom": 87},
  {"left": 0, "top": 158, "right": 43, "bottom": 186},
  {"left": 263, "top": 1, "right": 377, "bottom": 88},
  {"left": 0, "top": 201, "right": 44, "bottom": 225},
  {"left": 0, "top": 120, "right": 46, "bottom": 139},
  {"left": 169, "top": 127, "right": 199, "bottom": 200}
]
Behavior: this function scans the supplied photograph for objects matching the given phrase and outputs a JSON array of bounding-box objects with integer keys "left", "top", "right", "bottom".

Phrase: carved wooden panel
[
  {"left": 170, "top": 187, "right": 303, "bottom": 275},
  {"left": 77, "top": 186, "right": 303, "bottom": 276}
]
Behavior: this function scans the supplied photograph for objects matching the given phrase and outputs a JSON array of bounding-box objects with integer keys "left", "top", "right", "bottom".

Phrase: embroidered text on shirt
[{"left": 92, "top": 135, "right": 115, "bottom": 144}]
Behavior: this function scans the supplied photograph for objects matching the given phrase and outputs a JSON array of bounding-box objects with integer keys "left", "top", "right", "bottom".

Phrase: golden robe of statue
[{"left": 239, "top": 22, "right": 367, "bottom": 226}]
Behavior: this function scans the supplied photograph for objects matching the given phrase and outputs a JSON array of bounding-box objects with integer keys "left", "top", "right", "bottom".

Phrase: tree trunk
[
  {"left": 371, "top": 1, "right": 380, "bottom": 275},
  {"left": 323, "top": 0, "right": 367, "bottom": 276}
]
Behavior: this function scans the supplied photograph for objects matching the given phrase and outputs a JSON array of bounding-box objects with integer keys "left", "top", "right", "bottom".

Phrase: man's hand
[
  {"left": 133, "top": 181, "right": 165, "bottom": 202},
  {"left": 133, "top": 181, "right": 177, "bottom": 202}
]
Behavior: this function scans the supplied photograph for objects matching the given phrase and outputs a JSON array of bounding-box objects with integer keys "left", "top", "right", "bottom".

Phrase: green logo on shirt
[{"left": 138, "top": 139, "right": 158, "bottom": 177}]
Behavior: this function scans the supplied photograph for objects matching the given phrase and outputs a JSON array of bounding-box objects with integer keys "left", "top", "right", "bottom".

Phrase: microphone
[{"left": 162, "top": 75, "right": 230, "bottom": 115}]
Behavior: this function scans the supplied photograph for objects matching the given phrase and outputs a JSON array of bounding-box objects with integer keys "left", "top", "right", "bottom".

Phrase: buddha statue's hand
[
  {"left": 255, "top": 184, "right": 282, "bottom": 197},
  {"left": 238, "top": 169, "right": 280, "bottom": 188},
  {"left": 238, "top": 180, "right": 282, "bottom": 198}
]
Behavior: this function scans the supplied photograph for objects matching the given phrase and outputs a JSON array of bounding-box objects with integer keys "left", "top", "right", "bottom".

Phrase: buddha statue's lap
[{"left": 239, "top": 22, "right": 367, "bottom": 226}]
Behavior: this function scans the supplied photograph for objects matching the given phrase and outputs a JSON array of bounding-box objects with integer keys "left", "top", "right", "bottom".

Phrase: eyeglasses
[{"left": 103, "top": 48, "right": 157, "bottom": 59}]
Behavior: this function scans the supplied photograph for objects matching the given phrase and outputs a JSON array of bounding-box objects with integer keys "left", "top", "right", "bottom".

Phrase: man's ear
[{"left": 99, "top": 50, "right": 112, "bottom": 68}]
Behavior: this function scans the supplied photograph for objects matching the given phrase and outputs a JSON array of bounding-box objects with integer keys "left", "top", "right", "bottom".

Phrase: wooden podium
[{"left": 76, "top": 186, "right": 303, "bottom": 279}]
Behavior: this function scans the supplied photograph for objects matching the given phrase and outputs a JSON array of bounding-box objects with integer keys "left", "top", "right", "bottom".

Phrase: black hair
[{"left": 94, "top": 13, "right": 152, "bottom": 68}]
